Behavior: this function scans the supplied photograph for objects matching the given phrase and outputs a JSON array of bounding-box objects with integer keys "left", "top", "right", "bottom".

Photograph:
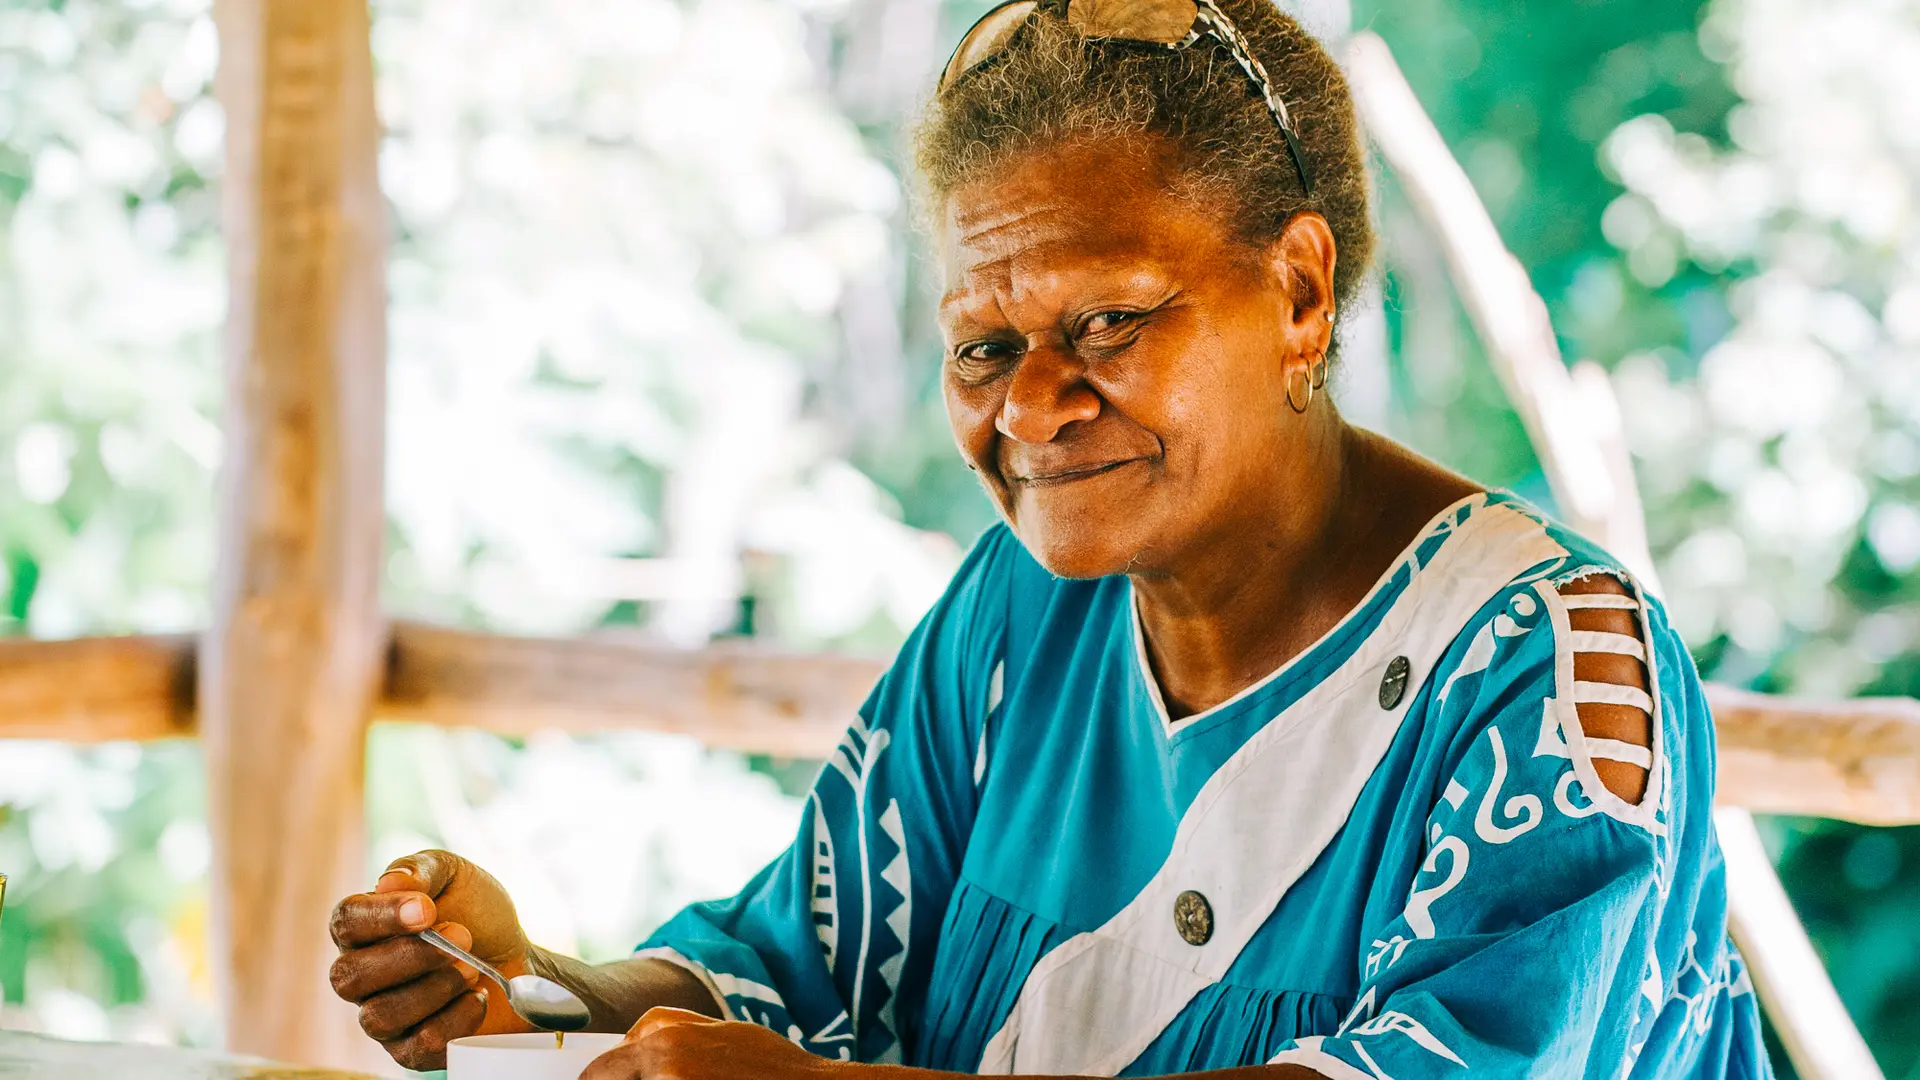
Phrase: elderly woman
[{"left": 327, "top": 3, "right": 1771, "bottom": 1077}]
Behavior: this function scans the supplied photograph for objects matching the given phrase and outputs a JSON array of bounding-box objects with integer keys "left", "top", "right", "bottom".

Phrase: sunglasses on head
[{"left": 939, "top": 0, "right": 1316, "bottom": 197}]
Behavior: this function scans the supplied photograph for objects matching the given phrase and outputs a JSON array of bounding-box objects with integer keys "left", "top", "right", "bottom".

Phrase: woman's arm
[
  {"left": 620, "top": 528, "right": 1017, "bottom": 1059},
  {"left": 328, "top": 522, "right": 1013, "bottom": 1070},
  {"left": 578, "top": 1009, "right": 1334, "bottom": 1080},
  {"left": 867, "top": 1061, "right": 1329, "bottom": 1080}
]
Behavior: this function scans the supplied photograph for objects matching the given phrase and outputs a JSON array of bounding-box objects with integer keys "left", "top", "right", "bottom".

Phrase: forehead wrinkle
[
  {"left": 950, "top": 206, "right": 1073, "bottom": 282},
  {"left": 942, "top": 208, "right": 1069, "bottom": 320},
  {"left": 975, "top": 245, "right": 1177, "bottom": 309},
  {"left": 952, "top": 190, "right": 1073, "bottom": 245},
  {"left": 946, "top": 221, "right": 1170, "bottom": 305},
  {"left": 940, "top": 175, "right": 1195, "bottom": 322}
]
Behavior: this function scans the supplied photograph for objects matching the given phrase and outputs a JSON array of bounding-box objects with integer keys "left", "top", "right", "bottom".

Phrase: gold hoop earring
[
  {"left": 1309, "top": 352, "right": 1329, "bottom": 390},
  {"left": 1286, "top": 366, "right": 1315, "bottom": 414}
]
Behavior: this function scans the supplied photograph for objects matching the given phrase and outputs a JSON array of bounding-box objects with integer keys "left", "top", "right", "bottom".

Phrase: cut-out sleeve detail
[
  {"left": 1553, "top": 572, "right": 1655, "bottom": 806},
  {"left": 1573, "top": 680, "right": 1656, "bottom": 712},
  {"left": 1565, "top": 629, "right": 1646, "bottom": 660},
  {"left": 1584, "top": 736, "right": 1654, "bottom": 768}
]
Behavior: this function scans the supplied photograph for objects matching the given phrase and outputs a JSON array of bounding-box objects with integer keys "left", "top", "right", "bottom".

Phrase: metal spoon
[{"left": 418, "top": 928, "right": 592, "bottom": 1032}]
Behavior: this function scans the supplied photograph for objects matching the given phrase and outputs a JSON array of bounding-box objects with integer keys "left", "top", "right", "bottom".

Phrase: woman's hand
[
  {"left": 327, "top": 849, "right": 538, "bottom": 1070},
  {"left": 581, "top": 1008, "right": 846, "bottom": 1080}
]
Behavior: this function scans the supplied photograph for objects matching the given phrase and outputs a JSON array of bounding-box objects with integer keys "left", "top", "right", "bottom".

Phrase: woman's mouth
[{"left": 1010, "top": 459, "right": 1140, "bottom": 487}]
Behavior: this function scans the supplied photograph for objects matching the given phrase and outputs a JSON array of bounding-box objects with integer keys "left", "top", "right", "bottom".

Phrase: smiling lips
[{"left": 1007, "top": 459, "right": 1142, "bottom": 487}]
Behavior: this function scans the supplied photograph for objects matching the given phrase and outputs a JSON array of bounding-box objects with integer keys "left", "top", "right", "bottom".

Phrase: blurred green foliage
[
  {"left": 3, "top": 0, "right": 1919, "bottom": 1072},
  {"left": 0, "top": 0, "right": 224, "bottom": 1043},
  {"left": 1359, "top": 0, "right": 1736, "bottom": 494}
]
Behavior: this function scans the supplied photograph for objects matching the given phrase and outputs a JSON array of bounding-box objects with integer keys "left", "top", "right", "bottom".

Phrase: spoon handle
[{"left": 418, "top": 927, "right": 512, "bottom": 999}]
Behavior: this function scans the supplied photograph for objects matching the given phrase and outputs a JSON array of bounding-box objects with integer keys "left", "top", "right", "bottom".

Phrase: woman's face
[{"left": 937, "top": 140, "right": 1338, "bottom": 579}]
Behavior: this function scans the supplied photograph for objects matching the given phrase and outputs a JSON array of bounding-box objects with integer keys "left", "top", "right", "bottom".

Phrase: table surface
[{"left": 0, "top": 1030, "right": 379, "bottom": 1079}]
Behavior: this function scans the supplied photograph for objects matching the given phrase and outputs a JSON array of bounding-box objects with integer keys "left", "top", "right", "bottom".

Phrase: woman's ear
[{"left": 1266, "top": 212, "right": 1338, "bottom": 341}]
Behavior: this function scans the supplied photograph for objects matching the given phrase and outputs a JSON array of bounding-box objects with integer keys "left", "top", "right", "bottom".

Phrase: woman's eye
[
  {"left": 959, "top": 341, "right": 1006, "bottom": 360},
  {"left": 956, "top": 342, "right": 1029, "bottom": 380}
]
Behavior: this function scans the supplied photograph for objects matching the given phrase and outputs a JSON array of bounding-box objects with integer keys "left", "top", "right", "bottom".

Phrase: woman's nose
[{"left": 997, "top": 345, "right": 1101, "bottom": 444}]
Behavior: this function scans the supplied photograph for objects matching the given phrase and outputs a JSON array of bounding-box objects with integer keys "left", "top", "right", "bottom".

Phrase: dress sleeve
[
  {"left": 635, "top": 525, "right": 1016, "bottom": 1064},
  {"left": 1269, "top": 573, "right": 1717, "bottom": 1080}
]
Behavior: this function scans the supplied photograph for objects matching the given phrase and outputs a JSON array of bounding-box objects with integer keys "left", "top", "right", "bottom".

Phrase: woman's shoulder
[
  {"left": 1430, "top": 494, "right": 1705, "bottom": 834},
  {"left": 1465, "top": 493, "right": 1685, "bottom": 659},
  {"left": 1474, "top": 495, "right": 1696, "bottom": 692}
]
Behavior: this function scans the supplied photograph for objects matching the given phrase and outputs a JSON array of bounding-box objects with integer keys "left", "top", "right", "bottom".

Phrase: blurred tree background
[{"left": 1, "top": 0, "right": 1917, "bottom": 1074}]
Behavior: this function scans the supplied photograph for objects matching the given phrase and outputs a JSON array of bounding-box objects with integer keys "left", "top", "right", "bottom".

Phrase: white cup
[{"left": 446, "top": 1032, "right": 626, "bottom": 1080}]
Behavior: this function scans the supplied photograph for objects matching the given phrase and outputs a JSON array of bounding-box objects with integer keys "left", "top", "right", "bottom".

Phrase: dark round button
[
  {"left": 1379, "top": 655, "right": 1411, "bottom": 709},
  {"left": 1173, "top": 890, "right": 1213, "bottom": 946}
]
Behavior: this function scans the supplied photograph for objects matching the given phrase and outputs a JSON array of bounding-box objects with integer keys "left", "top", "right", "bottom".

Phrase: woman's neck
[{"left": 1130, "top": 420, "right": 1476, "bottom": 720}]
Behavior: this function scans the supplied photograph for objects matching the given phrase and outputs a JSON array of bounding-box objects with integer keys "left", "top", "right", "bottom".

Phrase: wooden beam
[
  {"left": 382, "top": 622, "right": 880, "bottom": 758},
  {"left": 0, "top": 627, "right": 879, "bottom": 755},
  {"left": 205, "top": 0, "right": 387, "bottom": 1068},
  {"left": 9, "top": 630, "right": 1920, "bottom": 824},
  {"left": 0, "top": 634, "right": 195, "bottom": 741},
  {"left": 1709, "top": 684, "right": 1920, "bottom": 825}
]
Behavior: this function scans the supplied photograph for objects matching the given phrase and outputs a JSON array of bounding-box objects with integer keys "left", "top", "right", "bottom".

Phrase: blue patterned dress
[{"left": 638, "top": 493, "right": 1773, "bottom": 1078}]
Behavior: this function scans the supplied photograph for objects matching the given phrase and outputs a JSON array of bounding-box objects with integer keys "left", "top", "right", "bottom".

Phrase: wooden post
[
  {"left": 1716, "top": 807, "right": 1883, "bottom": 1077},
  {"left": 205, "top": 0, "right": 387, "bottom": 1066}
]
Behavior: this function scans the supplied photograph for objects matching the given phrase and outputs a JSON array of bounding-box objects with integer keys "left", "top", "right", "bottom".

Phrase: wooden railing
[
  {"left": 0, "top": 5, "right": 1906, "bottom": 1077},
  {"left": 9, "top": 630, "right": 1920, "bottom": 821}
]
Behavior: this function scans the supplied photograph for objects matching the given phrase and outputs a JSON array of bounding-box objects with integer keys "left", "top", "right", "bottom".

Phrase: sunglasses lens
[
  {"left": 1065, "top": 0, "right": 1198, "bottom": 43},
  {"left": 941, "top": 1, "right": 1041, "bottom": 91}
]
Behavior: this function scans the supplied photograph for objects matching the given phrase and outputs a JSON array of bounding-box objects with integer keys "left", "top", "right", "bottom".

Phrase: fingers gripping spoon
[{"left": 418, "top": 928, "right": 592, "bottom": 1035}]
